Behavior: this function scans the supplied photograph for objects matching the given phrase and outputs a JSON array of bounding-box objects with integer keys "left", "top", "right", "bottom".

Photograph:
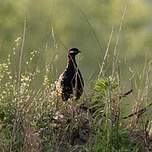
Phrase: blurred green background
[{"left": 0, "top": 0, "right": 152, "bottom": 84}]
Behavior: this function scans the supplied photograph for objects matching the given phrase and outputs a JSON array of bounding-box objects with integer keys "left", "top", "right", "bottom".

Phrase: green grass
[
  {"left": 1, "top": 50, "right": 152, "bottom": 152},
  {"left": 0, "top": 6, "right": 151, "bottom": 151}
]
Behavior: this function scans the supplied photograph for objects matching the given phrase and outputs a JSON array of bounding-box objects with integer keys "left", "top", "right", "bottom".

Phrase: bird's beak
[{"left": 78, "top": 50, "right": 81, "bottom": 53}]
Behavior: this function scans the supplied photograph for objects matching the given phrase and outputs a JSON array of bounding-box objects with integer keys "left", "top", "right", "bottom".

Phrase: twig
[
  {"left": 98, "top": 27, "right": 114, "bottom": 78},
  {"left": 10, "top": 17, "right": 27, "bottom": 151},
  {"left": 123, "top": 102, "right": 152, "bottom": 119},
  {"left": 78, "top": 8, "right": 102, "bottom": 53},
  {"left": 119, "top": 89, "right": 133, "bottom": 99},
  {"left": 17, "top": 16, "right": 27, "bottom": 91},
  {"left": 112, "top": 0, "right": 130, "bottom": 77}
]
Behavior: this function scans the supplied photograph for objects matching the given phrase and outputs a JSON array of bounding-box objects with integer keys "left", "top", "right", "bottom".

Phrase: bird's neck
[{"left": 67, "top": 54, "right": 77, "bottom": 69}]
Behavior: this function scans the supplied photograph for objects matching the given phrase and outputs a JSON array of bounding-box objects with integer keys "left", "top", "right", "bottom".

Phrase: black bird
[{"left": 56, "top": 48, "right": 84, "bottom": 101}]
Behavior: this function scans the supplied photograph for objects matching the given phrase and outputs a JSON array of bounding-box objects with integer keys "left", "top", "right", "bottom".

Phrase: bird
[{"left": 56, "top": 48, "right": 84, "bottom": 101}]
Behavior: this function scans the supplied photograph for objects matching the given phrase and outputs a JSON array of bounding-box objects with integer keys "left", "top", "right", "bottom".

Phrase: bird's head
[{"left": 68, "top": 48, "right": 81, "bottom": 56}]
